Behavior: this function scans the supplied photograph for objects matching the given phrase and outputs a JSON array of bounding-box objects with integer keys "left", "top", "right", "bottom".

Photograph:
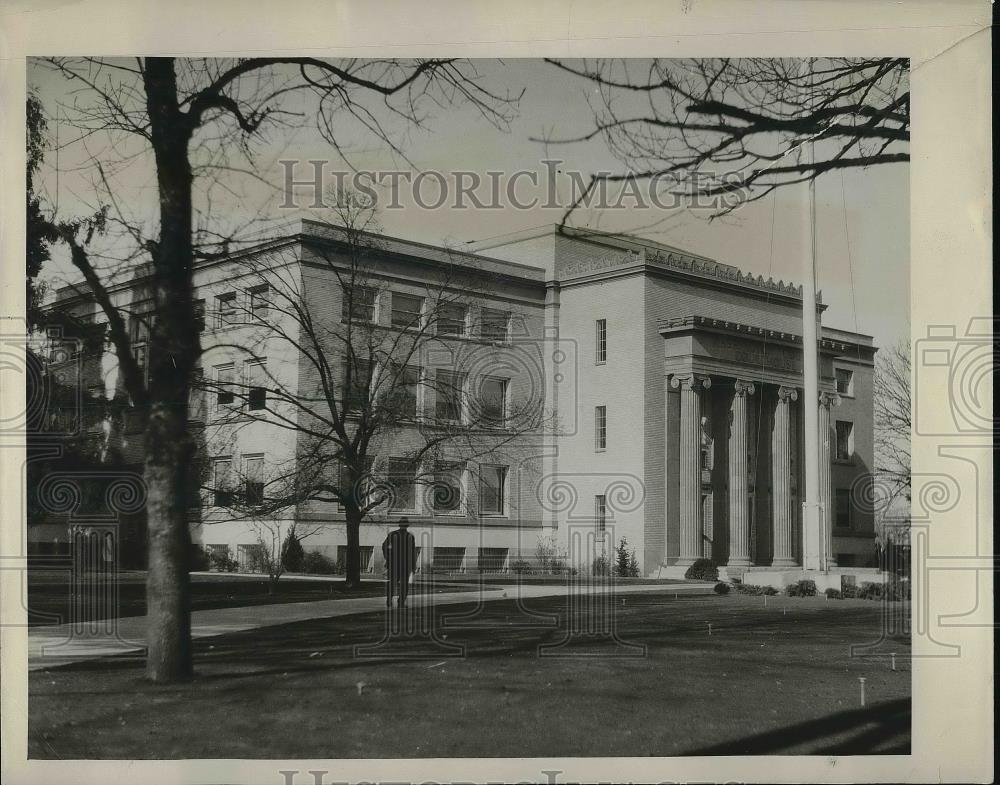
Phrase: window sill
[
  {"left": 595, "top": 360, "right": 607, "bottom": 367},
  {"left": 595, "top": 447, "right": 607, "bottom": 454},
  {"left": 833, "top": 458, "right": 855, "bottom": 466}
]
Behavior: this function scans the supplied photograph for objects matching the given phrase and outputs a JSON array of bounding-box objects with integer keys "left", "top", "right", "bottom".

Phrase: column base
[
  {"left": 673, "top": 556, "right": 699, "bottom": 567},
  {"left": 770, "top": 558, "right": 799, "bottom": 568},
  {"left": 727, "top": 557, "right": 752, "bottom": 568}
]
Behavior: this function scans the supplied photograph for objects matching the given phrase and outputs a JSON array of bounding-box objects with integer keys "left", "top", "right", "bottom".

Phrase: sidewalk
[{"left": 28, "top": 580, "right": 714, "bottom": 670}]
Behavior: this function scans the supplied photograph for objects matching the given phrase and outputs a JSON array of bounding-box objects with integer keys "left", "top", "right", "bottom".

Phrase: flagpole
[{"left": 801, "top": 58, "right": 823, "bottom": 572}]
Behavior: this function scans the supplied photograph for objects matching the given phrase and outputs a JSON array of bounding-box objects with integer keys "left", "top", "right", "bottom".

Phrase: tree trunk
[
  {"left": 344, "top": 508, "right": 363, "bottom": 588},
  {"left": 142, "top": 58, "right": 199, "bottom": 683}
]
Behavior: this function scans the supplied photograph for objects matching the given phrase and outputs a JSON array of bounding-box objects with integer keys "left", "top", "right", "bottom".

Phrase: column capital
[
  {"left": 777, "top": 385, "right": 799, "bottom": 402},
  {"left": 671, "top": 374, "right": 712, "bottom": 392},
  {"left": 733, "top": 379, "right": 756, "bottom": 397},
  {"left": 819, "top": 391, "right": 842, "bottom": 408}
]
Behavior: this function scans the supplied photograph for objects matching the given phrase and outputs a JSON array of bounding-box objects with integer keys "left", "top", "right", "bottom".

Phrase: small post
[
  {"left": 707, "top": 623, "right": 712, "bottom": 636},
  {"left": 891, "top": 653, "right": 896, "bottom": 671},
  {"left": 858, "top": 677, "right": 866, "bottom": 707}
]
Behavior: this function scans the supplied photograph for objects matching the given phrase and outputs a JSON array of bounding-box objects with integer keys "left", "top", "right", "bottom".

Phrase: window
[
  {"left": 478, "top": 376, "right": 508, "bottom": 427},
  {"left": 248, "top": 286, "right": 270, "bottom": 321},
  {"left": 215, "top": 292, "right": 238, "bottom": 328},
  {"left": 388, "top": 364, "right": 419, "bottom": 418},
  {"left": 595, "top": 405, "right": 607, "bottom": 450},
  {"left": 435, "top": 369, "right": 465, "bottom": 422},
  {"left": 596, "top": 319, "right": 607, "bottom": 364},
  {"left": 477, "top": 547, "right": 509, "bottom": 573},
  {"left": 336, "top": 545, "right": 375, "bottom": 574},
  {"left": 244, "top": 455, "right": 264, "bottom": 507},
  {"left": 214, "top": 364, "right": 235, "bottom": 409},
  {"left": 391, "top": 292, "right": 423, "bottom": 329},
  {"left": 189, "top": 368, "right": 206, "bottom": 421},
  {"left": 431, "top": 547, "right": 466, "bottom": 572},
  {"left": 212, "top": 458, "right": 233, "bottom": 507},
  {"left": 246, "top": 360, "right": 267, "bottom": 411},
  {"left": 835, "top": 420, "right": 854, "bottom": 461},
  {"left": 595, "top": 495, "right": 607, "bottom": 533},
  {"left": 132, "top": 344, "right": 148, "bottom": 375},
  {"left": 835, "top": 368, "right": 854, "bottom": 397},
  {"left": 342, "top": 286, "right": 377, "bottom": 324},
  {"left": 128, "top": 312, "right": 150, "bottom": 344},
  {"left": 436, "top": 303, "right": 467, "bottom": 336},
  {"left": 193, "top": 299, "right": 206, "bottom": 331},
  {"left": 343, "top": 359, "right": 372, "bottom": 411},
  {"left": 480, "top": 307, "right": 510, "bottom": 342},
  {"left": 433, "top": 462, "right": 464, "bottom": 512},
  {"left": 835, "top": 488, "right": 853, "bottom": 529},
  {"left": 387, "top": 457, "right": 417, "bottom": 510},
  {"left": 479, "top": 465, "right": 508, "bottom": 515}
]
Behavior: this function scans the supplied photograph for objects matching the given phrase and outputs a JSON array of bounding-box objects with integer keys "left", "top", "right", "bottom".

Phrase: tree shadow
[{"left": 680, "top": 697, "right": 910, "bottom": 755}]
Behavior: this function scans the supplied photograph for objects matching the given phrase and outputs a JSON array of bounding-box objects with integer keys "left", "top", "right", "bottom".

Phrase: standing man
[{"left": 382, "top": 517, "right": 417, "bottom": 609}]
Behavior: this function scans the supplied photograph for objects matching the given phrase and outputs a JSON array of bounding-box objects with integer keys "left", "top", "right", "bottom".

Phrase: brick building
[{"left": 37, "top": 220, "right": 878, "bottom": 578}]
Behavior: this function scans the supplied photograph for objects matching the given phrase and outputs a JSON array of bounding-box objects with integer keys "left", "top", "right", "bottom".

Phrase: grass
[
  {"left": 26, "top": 569, "right": 475, "bottom": 627},
  {"left": 29, "top": 592, "right": 910, "bottom": 758}
]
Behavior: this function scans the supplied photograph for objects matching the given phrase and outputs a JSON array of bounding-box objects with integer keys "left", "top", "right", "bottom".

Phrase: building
[{"left": 35, "top": 221, "right": 879, "bottom": 580}]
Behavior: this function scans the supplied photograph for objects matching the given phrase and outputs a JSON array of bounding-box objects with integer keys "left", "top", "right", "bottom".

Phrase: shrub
[
  {"left": 858, "top": 581, "right": 884, "bottom": 600},
  {"left": 785, "top": 579, "right": 818, "bottom": 597},
  {"left": 591, "top": 554, "right": 611, "bottom": 577},
  {"left": 510, "top": 559, "right": 533, "bottom": 575},
  {"left": 825, "top": 588, "right": 843, "bottom": 599},
  {"left": 302, "top": 550, "right": 337, "bottom": 575},
  {"left": 280, "top": 528, "right": 305, "bottom": 573},
  {"left": 713, "top": 582, "right": 730, "bottom": 594},
  {"left": 209, "top": 550, "right": 239, "bottom": 573},
  {"left": 684, "top": 558, "right": 718, "bottom": 581},
  {"left": 842, "top": 583, "right": 858, "bottom": 599},
  {"left": 548, "top": 558, "right": 567, "bottom": 575},
  {"left": 188, "top": 544, "right": 211, "bottom": 572},
  {"left": 614, "top": 537, "right": 641, "bottom": 578},
  {"left": 733, "top": 583, "right": 779, "bottom": 596}
]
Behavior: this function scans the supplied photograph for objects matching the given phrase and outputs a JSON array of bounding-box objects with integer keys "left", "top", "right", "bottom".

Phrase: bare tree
[
  {"left": 873, "top": 340, "right": 911, "bottom": 521},
  {"left": 541, "top": 58, "right": 909, "bottom": 219},
  {"left": 198, "top": 195, "right": 548, "bottom": 587},
  {"left": 32, "top": 57, "right": 520, "bottom": 682}
]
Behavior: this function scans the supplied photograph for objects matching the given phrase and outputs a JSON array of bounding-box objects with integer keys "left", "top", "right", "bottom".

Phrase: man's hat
[{"left": 398, "top": 517, "right": 410, "bottom": 528}]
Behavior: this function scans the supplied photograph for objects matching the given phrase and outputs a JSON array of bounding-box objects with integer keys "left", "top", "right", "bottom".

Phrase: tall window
[
  {"left": 479, "top": 376, "right": 508, "bottom": 427},
  {"left": 387, "top": 457, "right": 417, "bottom": 510},
  {"left": 835, "top": 368, "right": 854, "bottom": 396},
  {"left": 480, "top": 307, "right": 510, "bottom": 342},
  {"left": 595, "top": 318, "right": 607, "bottom": 364},
  {"left": 388, "top": 365, "right": 419, "bottom": 418},
  {"left": 244, "top": 455, "right": 264, "bottom": 507},
  {"left": 835, "top": 488, "right": 853, "bottom": 529},
  {"left": 595, "top": 405, "right": 607, "bottom": 450},
  {"left": 246, "top": 360, "right": 267, "bottom": 411},
  {"left": 595, "top": 494, "right": 607, "bottom": 533},
  {"left": 342, "top": 286, "right": 377, "bottom": 324},
  {"left": 343, "top": 359, "right": 372, "bottom": 411},
  {"left": 479, "top": 465, "right": 508, "bottom": 515},
  {"left": 214, "top": 364, "right": 235, "bottom": 410},
  {"left": 193, "top": 299, "right": 206, "bottom": 332},
  {"left": 391, "top": 292, "right": 423, "bottom": 329},
  {"left": 433, "top": 462, "right": 464, "bottom": 512},
  {"left": 212, "top": 458, "right": 233, "bottom": 507},
  {"left": 436, "top": 369, "right": 465, "bottom": 422},
  {"left": 248, "top": 285, "right": 270, "bottom": 321},
  {"left": 436, "top": 303, "right": 467, "bottom": 336},
  {"left": 215, "top": 292, "right": 238, "bottom": 327},
  {"left": 835, "top": 420, "right": 854, "bottom": 461}
]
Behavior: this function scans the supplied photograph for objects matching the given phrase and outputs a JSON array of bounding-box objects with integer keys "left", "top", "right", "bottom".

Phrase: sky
[{"left": 30, "top": 58, "right": 908, "bottom": 350}]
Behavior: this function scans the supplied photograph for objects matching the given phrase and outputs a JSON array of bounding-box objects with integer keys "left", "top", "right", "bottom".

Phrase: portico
[{"left": 660, "top": 315, "right": 847, "bottom": 571}]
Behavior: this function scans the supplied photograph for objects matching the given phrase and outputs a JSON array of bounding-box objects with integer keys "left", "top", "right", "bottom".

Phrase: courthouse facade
[{"left": 39, "top": 221, "right": 878, "bottom": 577}]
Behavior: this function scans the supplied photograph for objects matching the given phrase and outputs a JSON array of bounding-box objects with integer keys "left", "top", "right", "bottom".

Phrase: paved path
[{"left": 28, "top": 580, "right": 713, "bottom": 671}]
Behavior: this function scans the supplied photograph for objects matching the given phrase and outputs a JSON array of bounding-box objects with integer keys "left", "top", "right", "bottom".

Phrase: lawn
[
  {"left": 29, "top": 592, "right": 910, "bottom": 758},
  {"left": 26, "top": 569, "right": 473, "bottom": 627}
]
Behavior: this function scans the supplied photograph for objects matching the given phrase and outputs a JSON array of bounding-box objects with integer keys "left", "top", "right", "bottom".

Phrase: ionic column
[
  {"left": 727, "top": 380, "right": 755, "bottom": 568},
  {"left": 818, "top": 392, "right": 840, "bottom": 569},
  {"left": 672, "top": 374, "right": 711, "bottom": 565},
  {"left": 771, "top": 386, "right": 798, "bottom": 567}
]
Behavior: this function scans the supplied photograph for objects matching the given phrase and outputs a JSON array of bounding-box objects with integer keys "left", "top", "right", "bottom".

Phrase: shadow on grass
[{"left": 680, "top": 697, "right": 911, "bottom": 755}]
